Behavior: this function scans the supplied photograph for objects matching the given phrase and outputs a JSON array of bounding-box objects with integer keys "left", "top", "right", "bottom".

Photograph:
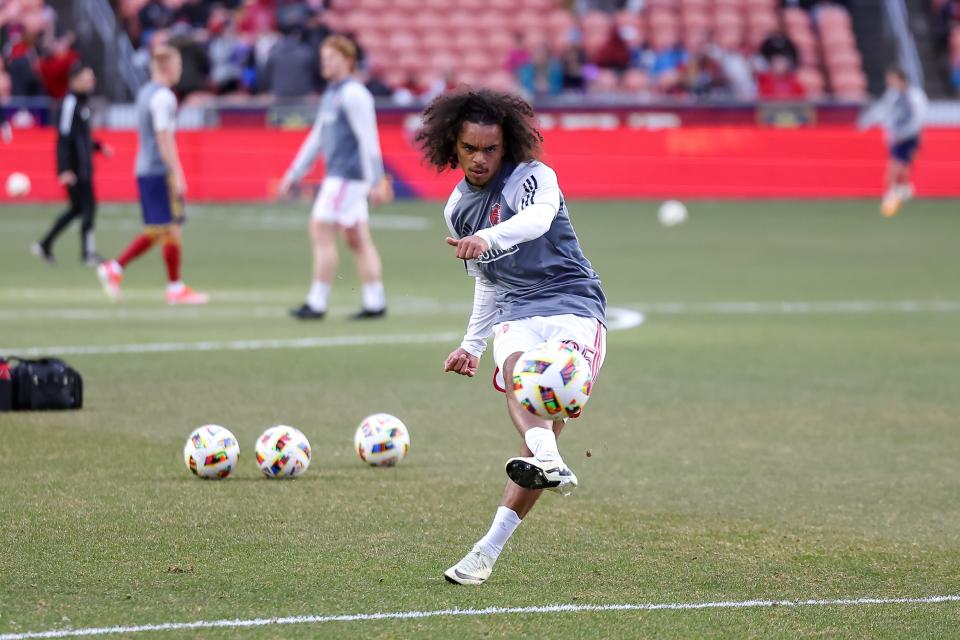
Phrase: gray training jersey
[
  {"left": 860, "top": 86, "right": 928, "bottom": 144},
  {"left": 286, "top": 77, "right": 385, "bottom": 185},
  {"left": 134, "top": 81, "right": 178, "bottom": 176},
  {"left": 444, "top": 161, "right": 606, "bottom": 325}
]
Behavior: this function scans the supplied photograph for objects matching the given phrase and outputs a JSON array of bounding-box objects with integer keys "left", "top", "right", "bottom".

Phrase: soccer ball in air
[
  {"left": 354, "top": 413, "right": 410, "bottom": 467},
  {"left": 657, "top": 200, "right": 687, "bottom": 227},
  {"left": 513, "top": 342, "right": 593, "bottom": 420},
  {"left": 255, "top": 425, "right": 312, "bottom": 478},
  {"left": 6, "top": 172, "right": 31, "bottom": 198},
  {"left": 183, "top": 424, "right": 240, "bottom": 479}
]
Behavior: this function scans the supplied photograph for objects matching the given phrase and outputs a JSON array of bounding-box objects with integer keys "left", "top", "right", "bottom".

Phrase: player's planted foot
[
  {"left": 505, "top": 456, "right": 578, "bottom": 496},
  {"left": 290, "top": 303, "right": 326, "bottom": 320},
  {"left": 97, "top": 260, "right": 123, "bottom": 300},
  {"left": 443, "top": 545, "right": 495, "bottom": 585},
  {"left": 350, "top": 307, "right": 386, "bottom": 320},
  {"left": 881, "top": 192, "right": 902, "bottom": 218},
  {"left": 31, "top": 242, "right": 54, "bottom": 264},
  {"left": 166, "top": 284, "right": 209, "bottom": 305}
]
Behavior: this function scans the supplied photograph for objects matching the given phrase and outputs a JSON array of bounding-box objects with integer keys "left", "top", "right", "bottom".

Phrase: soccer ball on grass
[
  {"left": 183, "top": 424, "right": 240, "bottom": 479},
  {"left": 354, "top": 413, "right": 410, "bottom": 466},
  {"left": 255, "top": 425, "right": 312, "bottom": 478}
]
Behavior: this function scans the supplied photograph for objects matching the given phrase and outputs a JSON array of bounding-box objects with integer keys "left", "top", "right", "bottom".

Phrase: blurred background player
[
  {"left": 416, "top": 89, "right": 607, "bottom": 586},
  {"left": 33, "top": 65, "right": 113, "bottom": 266},
  {"left": 278, "top": 35, "right": 394, "bottom": 321},
  {"left": 859, "top": 66, "right": 929, "bottom": 218},
  {"left": 97, "top": 46, "right": 208, "bottom": 305}
]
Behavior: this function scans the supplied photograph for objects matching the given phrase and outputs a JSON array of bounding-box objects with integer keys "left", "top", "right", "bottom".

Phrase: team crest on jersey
[{"left": 490, "top": 202, "right": 501, "bottom": 225}]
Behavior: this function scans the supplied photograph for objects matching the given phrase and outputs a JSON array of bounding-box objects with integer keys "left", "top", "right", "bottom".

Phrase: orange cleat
[{"left": 166, "top": 285, "right": 209, "bottom": 305}]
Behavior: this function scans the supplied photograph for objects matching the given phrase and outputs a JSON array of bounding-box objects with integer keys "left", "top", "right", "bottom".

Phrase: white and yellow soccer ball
[
  {"left": 183, "top": 424, "right": 240, "bottom": 479},
  {"left": 354, "top": 413, "right": 410, "bottom": 467},
  {"left": 6, "top": 172, "right": 31, "bottom": 198},
  {"left": 255, "top": 425, "right": 312, "bottom": 478},
  {"left": 512, "top": 342, "right": 593, "bottom": 420},
  {"left": 657, "top": 199, "right": 687, "bottom": 227}
]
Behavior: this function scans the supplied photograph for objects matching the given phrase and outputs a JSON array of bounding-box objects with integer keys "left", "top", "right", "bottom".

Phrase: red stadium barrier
[{"left": 2, "top": 126, "right": 959, "bottom": 203}]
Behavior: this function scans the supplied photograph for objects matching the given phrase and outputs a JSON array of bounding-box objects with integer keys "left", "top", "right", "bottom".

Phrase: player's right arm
[
  {"left": 442, "top": 189, "right": 496, "bottom": 377},
  {"left": 857, "top": 89, "right": 895, "bottom": 131},
  {"left": 151, "top": 88, "right": 185, "bottom": 195},
  {"left": 279, "top": 108, "right": 324, "bottom": 197}
]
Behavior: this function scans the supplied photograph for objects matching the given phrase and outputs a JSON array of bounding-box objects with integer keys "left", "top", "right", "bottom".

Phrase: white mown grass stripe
[
  {"left": 0, "top": 309, "right": 644, "bottom": 357},
  {"left": 0, "top": 332, "right": 461, "bottom": 358},
  {"left": 1, "top": 595, "right": 957, "bottom": 639}
]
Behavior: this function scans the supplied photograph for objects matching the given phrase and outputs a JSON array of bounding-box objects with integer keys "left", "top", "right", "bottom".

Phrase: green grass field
[{"left": 1, "top": 198, "right": 959, "bottom": 638}]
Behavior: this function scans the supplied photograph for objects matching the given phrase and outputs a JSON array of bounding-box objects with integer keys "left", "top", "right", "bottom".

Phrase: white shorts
[
  {"left": 491, "top": 314, "right": 607, "bottom": 392},
  {"left": 310, "top": 177, "right": 369, "bottom": 227}
]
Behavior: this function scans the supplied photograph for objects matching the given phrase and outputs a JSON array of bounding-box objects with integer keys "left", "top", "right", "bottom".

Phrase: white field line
[
  {"left": 626, "top": 300, "right": 960, "bottom": 314},
  {"left": 0, "top": 332, "right": 460, "bottom": 358},
  {"left": 0, "top": 309, "right": 643, "bottom": 357},
  {"left": 1, "top": 594, "right": 958, "bottom": 640}
]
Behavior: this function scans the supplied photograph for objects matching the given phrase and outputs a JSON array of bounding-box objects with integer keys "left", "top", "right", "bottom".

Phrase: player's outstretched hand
[
  {"left": 172, "top": 171, "right": 187, "bottom": 197},
  {"left": 446, "top": 235, "right": 489, "bottom": 260},
  {"left": 369, "top": 175, "right": 394, "bottom": 207},
  {"left": 58, "top": 170, "right": 77, "bottom": 186},
  {"left": 444, "top": 347, "right": 479, "bottom": 377},
  {"left": 277, "top": 175, "right": 296, "bottom": 200},
  {"left": 101, "top": 143, "right": 115, "bottom": 158}
]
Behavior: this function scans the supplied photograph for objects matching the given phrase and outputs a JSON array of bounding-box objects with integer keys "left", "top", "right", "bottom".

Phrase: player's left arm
[
  {"left": 342, "top": 83, "right": 392, "bottom": 205},
  {"left": 474, "top": 164, "right": 560, "bottom": 252}
]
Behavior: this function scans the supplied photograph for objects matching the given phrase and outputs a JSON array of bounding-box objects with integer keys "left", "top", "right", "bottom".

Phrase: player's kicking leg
[{"left": 444, "top": 418, "right": 566, "bottom": 585}]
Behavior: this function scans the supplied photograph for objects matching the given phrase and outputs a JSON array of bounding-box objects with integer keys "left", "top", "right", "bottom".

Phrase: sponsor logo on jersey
[{"left": 476, "top": 245, "right": 519, "bottom": 264}]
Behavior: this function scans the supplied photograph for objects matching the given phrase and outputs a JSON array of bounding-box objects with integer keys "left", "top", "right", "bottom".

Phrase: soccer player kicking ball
[
  {"left": 97, "top": 46, "right": 207, "bottom": 304},
  {"left": 858, "top": 66, "right": 928, "bottom": 218},
  {"left": 279, "top": 35, "right": 393, "bottom": 321},
  {"left": 416, "top": 89, "right": 607, "bottom": 585}
]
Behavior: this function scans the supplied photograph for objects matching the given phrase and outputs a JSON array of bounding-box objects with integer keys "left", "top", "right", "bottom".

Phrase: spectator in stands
[
  {"left": 37, "top": 32, "right": 80, "bottom": 100},
  {"left": 169, "top": 23, "right": 210, "bottom": 99},
  {"left": 261, "top": 23, "right": 320, "bottom": 98},
  {"left": 759, "top": 30, "right": 798, "bottom": 70},
  {"left": 173, "top": 0, "right": 212, "bottom": 30},
  {"left": 207, "top": 9, "right": 248, "bottom": 94},
  {"left": 362, "top": 64, "right": 392, "bottom": 98},
  {"left": 560, "top": 44, "right": 587, "bottom": 92},
  {"left": 137, "top": 0, "right": 174, "bottom": 46},
  {"left": 517, "top": 43, "right": 563, "bottom": 97},
  {"left": 593, "top": 25, "right": 630, "bottom": 71},
  {"left": 952, "top": 52, "right": 960, "bottom": 93},
  {"left": 708, "top": 31, "right": 757, "bottom": 100},
  {"left": 506, "top": 33, "right": 531, "bottom": 73},
  {"left": 756, "top": 53, "right": 805, "bottom": 100},
  {"left": 638, "top": 29, "right": 687, "bottom": 94}
]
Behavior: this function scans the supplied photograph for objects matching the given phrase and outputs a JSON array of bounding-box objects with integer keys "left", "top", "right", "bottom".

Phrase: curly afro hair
[{"left": 415, "top": 88, "right": 544, "bottom": 171}]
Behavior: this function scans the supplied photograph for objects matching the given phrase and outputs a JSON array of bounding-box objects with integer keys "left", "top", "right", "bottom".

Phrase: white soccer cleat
[
  {"left": 444, "top": 545, "right": 496, "bottom": 585},
  {"left": 166, "top": 285, "right": 209, "bottom": 305},
  {"left": 505, "top": 456, "right": 578, "bottom": 496},
  {"left": 96, "top": 260, "right": 123, "bottom": 300}
]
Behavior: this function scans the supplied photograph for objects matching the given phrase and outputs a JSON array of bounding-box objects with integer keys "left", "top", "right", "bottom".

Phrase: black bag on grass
[{"left": 0, "top": 357, "right": 83, "bottom": 411}]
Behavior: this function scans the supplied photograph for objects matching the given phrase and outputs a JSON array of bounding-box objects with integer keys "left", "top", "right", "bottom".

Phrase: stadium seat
[
  {"left": 796, "top": 66, "right": 825, "bottom": 99},
  {"left": 621, "top": 68, "right": 651, "bottom": 93}
]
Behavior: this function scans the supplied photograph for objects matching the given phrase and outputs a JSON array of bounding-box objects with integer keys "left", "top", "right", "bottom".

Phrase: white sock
[
  {"left": 167, "top": 280, "right": 184, "bottom": 293},
  {"left": 361, "top": 281, "right": 385, "bottom": 311},
  {"left": 524, "top": 426, "right": 563, "bottom": 465},
  {"left": 475, "top": 506, "right": 522, "bottom": 560},
  {"left": 84, "top": 231, "right": 95, "bottom": 256},
  {"left": 307, "top": 280, "right": 330, "bottom": 311}
]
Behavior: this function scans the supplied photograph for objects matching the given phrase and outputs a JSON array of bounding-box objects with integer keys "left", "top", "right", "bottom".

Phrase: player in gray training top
[
  {"left": 415, "top": 89, "right": 607, "bottom": 586},
  {"left": 279, "top": 35, "right": 394, "bottom": 321},
  {"left": 858, "top": 66, "right": 928, "bottom": 218}
]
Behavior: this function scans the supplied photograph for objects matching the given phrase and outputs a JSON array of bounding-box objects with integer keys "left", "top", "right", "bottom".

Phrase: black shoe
[
  {"left": 290, "top": 303, "right": 326, "bottom": 320},
  {"left": 350, "top": 307, "right": 387, "bottom": 320},
  {"left": 31, "top": 242, "right": 54, "bottom": 264}
]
